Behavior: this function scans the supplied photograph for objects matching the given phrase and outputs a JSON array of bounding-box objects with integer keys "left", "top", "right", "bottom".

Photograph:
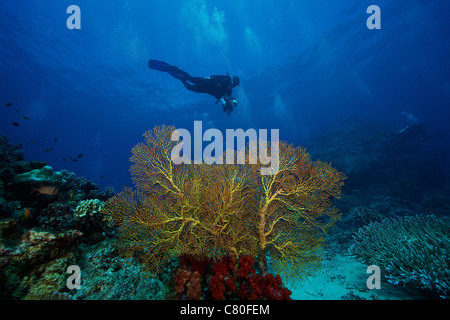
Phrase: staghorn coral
[
  {"left": 103, "top": 125, "right": 345, "bottom": 286},
  {"left": 351, "top": 215, "right": 449, "bottom": 298}
]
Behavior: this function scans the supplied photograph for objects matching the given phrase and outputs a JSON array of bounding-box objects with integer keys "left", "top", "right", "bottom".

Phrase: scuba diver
[
  {"left": 396, "top": 112, "right": 431, "bottom": 142},
  {"left": 148, "top": 59, "right": 239, "bottom": 114}
]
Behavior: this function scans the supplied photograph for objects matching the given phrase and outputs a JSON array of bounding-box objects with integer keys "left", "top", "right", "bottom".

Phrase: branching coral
[
  {"left": 248, "top": 141, "right": 345, "bottom": 284},
  {"left": 351, "top": 215, "right": 449, "bottom": 298},
  {"left": 105, "top": 126, "right": 257, "bottom": 273},
  {"left": 103, "top": 125, "right": 345, "bottom": 286}
]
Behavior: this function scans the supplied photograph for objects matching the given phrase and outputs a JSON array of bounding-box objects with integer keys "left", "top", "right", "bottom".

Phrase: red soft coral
[
  {"left": 246, "top": 273, "right": 292, "bottom": 300},
  {"left": 186, "top": 271, "right": 202, "bottom": 300},
  {"left": 179, "top": 254, "right": 212, "bottom": 275},
  {"left": 174, "top": 269, "right": 192, "bottom": 295},
  {"left": 238, "top": 255, "right": 255, "bottom": 280},
  {"left": 213, "top": 256, "right": 229, "bottom": 276},
  {"left": 209, "top": 275, "right": 226, "bottom": 300},
  {"left": 206, "top": 254, "right": 291, "bottom": 300},
  {"left": 225, "top": 276, "right": 236, "bottom": 293}
]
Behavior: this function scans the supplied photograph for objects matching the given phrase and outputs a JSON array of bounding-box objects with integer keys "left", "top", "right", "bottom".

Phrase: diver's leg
[
  {"left": 168, "top": 68, "right": 192, "bottom": 82},
  {"left": 181, "top": 79, "right": 205, "bottom": 93},
  {"left": 179, "top": 76, "right": 211, "bottom": 93},
  {"left": 181, "top": 80, "right": 196, "bottom": 91}
]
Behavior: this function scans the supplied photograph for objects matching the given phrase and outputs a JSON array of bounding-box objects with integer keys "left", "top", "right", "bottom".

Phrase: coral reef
[
  {"left": 68, "top": 240, "right": 168, "bottom": 300},
  {"left": 13, "top": 165, "right": 65, "bottom": 187},
  {"left": 350, "top": 215, "right": 449, "bottom": 298},
  {"left": 0, "top": 134, "right": 120, "bottom": 299},
  {"left": 104, "top": 125, "right": 346, "bottom": 288},
  {"left": 0, "top": 228, "right": 82, "bottom": 299},
  {"left": 2, "top": 118, "right": 450, "bottom": 301},
  {"left": 0, "top": 135, "right": 23, "bottom": 167},
  {"left": 74, "top": 199, "right": 111, "bottom": 228},
  {"left": 74, "top": 199, "right": 105, "bottom": 220}
]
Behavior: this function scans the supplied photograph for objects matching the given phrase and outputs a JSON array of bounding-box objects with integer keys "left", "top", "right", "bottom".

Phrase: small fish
[
  {"left": 22, "top": 116, "right": 30, "bottom": 120},
  {"left": 30, "top": 186, "right": 59, "bottom": 196},
  {"left": 11, "top": 122, "right": 19, "bottom": 127},
  {"left": 54, "top": 138, "right": 57, "bottom": 143},
  {"left": 45, "top": 148, "right": 53, "bottom": 152},
  {"left": 32, "top": 141, "right": 36, "bottom": 144},
  {"left": 5, "top": 102, "right": 13, "bottom": 107},
  {"left": 100, "top": 175, "right": 104, "bottom": 179},
  {"left": 72, "top": 159, "right": 78, "bottom": 162},
  {"left": 70, "top": 192, "right": 74, "bottom": 201},
  {"left": 23, "top": 208, "right": 31, "bottom": 220},
  {"left": 62, "top": 158, "right": 66, "bottom": 161},
  {"left": 77, "top": 153, "right": 84, "bottom": 159}
]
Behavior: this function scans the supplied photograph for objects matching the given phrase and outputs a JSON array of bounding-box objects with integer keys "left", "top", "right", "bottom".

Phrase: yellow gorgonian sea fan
[{"left": 103, "top": 126, "right": 346, "bottom": 286}]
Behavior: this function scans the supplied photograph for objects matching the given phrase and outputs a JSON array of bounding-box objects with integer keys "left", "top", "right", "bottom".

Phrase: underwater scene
[{"left": 1, "top": 0, "right": 449, "bottom": 307}]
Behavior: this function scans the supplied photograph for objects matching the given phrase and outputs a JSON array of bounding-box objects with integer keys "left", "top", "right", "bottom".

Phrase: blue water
[{"left": 1, "top": 0, "right": 449, "bottom": 191}]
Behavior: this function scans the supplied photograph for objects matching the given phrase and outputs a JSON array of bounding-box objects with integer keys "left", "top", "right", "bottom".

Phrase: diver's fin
[
  {"left": 148, "top": 59, "right": 174, "bottom": 72},
  {"left": 148, "top": 59, "right": 189, "bottom": 81}
]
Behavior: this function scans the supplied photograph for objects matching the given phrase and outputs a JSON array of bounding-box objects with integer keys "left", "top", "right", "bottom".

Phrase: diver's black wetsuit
[
  {"left": 178, "top": 72, "right": 234, "bottom": 101},
  {"left": 148, "top": 59, "right": 239, "bottom": 113}
]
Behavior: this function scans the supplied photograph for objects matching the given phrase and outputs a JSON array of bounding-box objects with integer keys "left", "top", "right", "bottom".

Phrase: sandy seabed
[{"left": 290, "top": 253, "right": 428, "bottom": 300}]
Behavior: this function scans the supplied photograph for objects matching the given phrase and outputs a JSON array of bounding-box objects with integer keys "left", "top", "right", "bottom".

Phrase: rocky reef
[{"left": 0, "top": 134, "right": 166, "bottom": 299}]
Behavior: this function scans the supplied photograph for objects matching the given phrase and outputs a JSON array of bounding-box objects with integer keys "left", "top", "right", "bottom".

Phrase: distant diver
[
  {"left": 148, "top": 59, "right": 240, "bottom": 114},
  {"left": 396, "top": 112, "right": 431, "bottom": 142}
]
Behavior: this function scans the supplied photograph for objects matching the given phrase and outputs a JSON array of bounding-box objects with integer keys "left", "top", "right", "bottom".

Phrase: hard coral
[
  {"left": 13, "top": 165, "right": 65, "bottom": 187},
  {"left": 0, "top": 228, "right": 83, "bottom": 299},
  {"left": 74, "top": 199, "right": 106, "bottom": 221},
  {"left": 73, "top": 199, "right": 114, "bottom": 241},
  {"left": 351, "top": 215, "right": 449, "bottom": 298},
  {"left": 39, "top": 202, "right": 74, "bottom": 231}
]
